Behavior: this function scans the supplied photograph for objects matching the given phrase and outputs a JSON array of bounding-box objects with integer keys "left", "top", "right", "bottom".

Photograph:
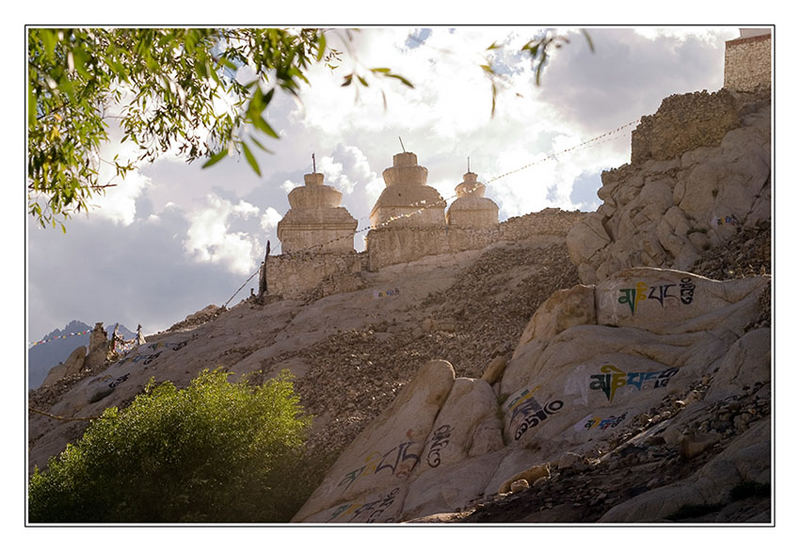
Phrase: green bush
[{"left": 29, "top": 369, "right": 312, "bottom": 523}]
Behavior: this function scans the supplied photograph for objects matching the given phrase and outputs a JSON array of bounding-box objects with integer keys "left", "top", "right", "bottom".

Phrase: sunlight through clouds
[
  {"left": 184, "top": 194, "right": 261, "bottom": 275},
  {"left": 27, "top": 25, "right": 751, "bottom": 338}
]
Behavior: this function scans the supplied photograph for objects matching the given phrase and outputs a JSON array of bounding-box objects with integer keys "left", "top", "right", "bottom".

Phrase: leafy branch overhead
[
  {"left": 484, "top": 29, "right": 594, "bottom": 117},
  {"left": 28, "top": 27, "right": 590, "bottom": 230},
  {"left": 28, "top": 27, "right": 344, "bottom": 229}
]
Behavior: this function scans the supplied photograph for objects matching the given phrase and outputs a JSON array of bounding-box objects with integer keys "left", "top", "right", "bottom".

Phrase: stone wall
[
  {"left": 266, "top": 251, "right": 362, "bottom": 300},
  {"left": 724, "top": 34, "right": 772, "bottom": 92},
  {"left": 366, "top": 208, "right": 584, "bottom": 271},
  {"left": 630, "top": 89, "right": 740, "bottom": 165},
  {"left": 265, "top": 209, "right": 584, "bottom": 299}
]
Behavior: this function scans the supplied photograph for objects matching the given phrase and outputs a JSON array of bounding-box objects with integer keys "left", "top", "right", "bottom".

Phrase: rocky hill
[
  {"left": 27, "top": 89, "right": 771, "bottom": 525},
  {"left": 28, "top": 322, "right": 135, "bottom": 389}
]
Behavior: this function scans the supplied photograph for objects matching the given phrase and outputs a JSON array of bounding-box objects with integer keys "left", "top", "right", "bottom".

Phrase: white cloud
[
  {"left": 77, "top": 118, "right": 157, "bottom": 226},
  {"left": 232, "top": 200, "right": 260, "bottom": 218},
  {"left": 318, "top": 145, "right": 377, "bottom": 195},
  {"left": 183, "top": 194, "right": 261, "bottom": 275},
  {"left": 29, "top": 25, "right": 755, "bottom": 340},
  {"left": 633, "top": 27, "right": 739, "bottom": 43},
  {"left": 281, "top": 179, "right": 298, "bottom": 193},
  {"left": 260, "top": 207, "right": 282, "bottom": 231},
  {"left": 86, "top": 167, "right": 151, "bottom": 226},
  {"left": 364, "top": 176, "right": 386, "bottom": 207}
]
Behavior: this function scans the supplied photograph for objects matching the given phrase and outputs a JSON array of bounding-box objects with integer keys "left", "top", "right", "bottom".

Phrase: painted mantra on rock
[
  {"left": 337, "top": 441, "right": 420, "bottom": 491},
  {"left": 618, "top": 278, "right": 695, "bottom": 314},
  {"left": 589, "top": 364, "right": 680, "bottom": 403},
  {"left": 714, "top": 214, "right": 740, "bottom": 227},
  {"left": 507, "top": 388, "right": 563, "bottom": 441},
  {"left": 426, "top": 424, "right": 452, "bottom": 468},
  {"left": 584, "top": 412, "right": 627, "bottom": 431},
  {"left": 374, "top": 288, "right": 400, "bottom": 298},
  {"left": 327, "top": 487, "right": 401, "bottom": 523}
]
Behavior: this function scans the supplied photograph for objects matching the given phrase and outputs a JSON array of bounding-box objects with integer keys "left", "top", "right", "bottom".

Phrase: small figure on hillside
[
  {"left": 257, "top": 240, "right": 271, "bottom": 305},
  {"left": 136, "top": 324, "right": 146, "bottom": 346},
  {"left": 107, "top": 323, "right": 122, "bottom": 361}
]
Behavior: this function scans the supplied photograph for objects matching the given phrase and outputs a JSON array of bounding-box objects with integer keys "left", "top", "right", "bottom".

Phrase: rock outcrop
[
  {"left": 292, "top": 267, "right": 771, "bottom": 523},
  {"left": 84, "top": 322, "right": 109, "bottom": 370},
  {"left": 567, "top": 91, "right": 770, "bottom": 284},
  {"left": 40, "top": 346, "right": 86, "bottom": 388}
]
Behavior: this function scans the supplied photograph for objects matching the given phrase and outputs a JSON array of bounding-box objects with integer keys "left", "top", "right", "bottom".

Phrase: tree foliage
[
  {"left": 28, "top": 369, "right": 313, "bottom": 523},
  {"left": 28, "top": 27, "right": 335, "bottom": 229}
]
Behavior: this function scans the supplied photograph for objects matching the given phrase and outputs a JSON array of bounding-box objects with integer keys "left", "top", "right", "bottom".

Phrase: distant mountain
[{"left": 28, "top": 321, "right": 136, "bottom": 389}]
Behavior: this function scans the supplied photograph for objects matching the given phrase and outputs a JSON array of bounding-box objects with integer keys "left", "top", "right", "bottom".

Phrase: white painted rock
[
  {"left": 300, "top": 485, "right": 408, "bottom": 523},
  {"left": 415, "top": 377, "right": 503, "bottom": 476},
  {"left": 292, "top": 359, "right": 455, "bottom": 522},
  {"left": 595, "top": 267, "right": 768, "bottom": 335},
  {"left": 516, "top": 284, "right": 596, "bottom": 352},
  {"left": 401, "top": 450, "right": 507, "bottom": 520}
]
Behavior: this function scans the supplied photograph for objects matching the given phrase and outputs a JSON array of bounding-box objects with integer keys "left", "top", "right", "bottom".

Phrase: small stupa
[
  {"left": 276, "top": 164, "right": 357, "bottom": 254},
  {"left": 369, "top": 151, "right": 446, "bottom": 229},
  {"left": 445, "top": 170, "right": 499, "bottom": 228}
]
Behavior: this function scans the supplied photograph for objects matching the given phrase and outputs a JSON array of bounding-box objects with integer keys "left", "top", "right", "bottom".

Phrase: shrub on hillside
[{"left": 29, "top": 369, "right": 312, "bottom": 523}]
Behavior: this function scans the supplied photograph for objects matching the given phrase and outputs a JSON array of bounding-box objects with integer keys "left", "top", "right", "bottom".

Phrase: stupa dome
[
  {"left": 369, "top": 152, "right": 446, "bottom": 229},
  {"left": 446, "top": 171, "right": 499, "bottom": 228},
  {"left": 277, "top": 171, "right": 357, "bottom": 254}
]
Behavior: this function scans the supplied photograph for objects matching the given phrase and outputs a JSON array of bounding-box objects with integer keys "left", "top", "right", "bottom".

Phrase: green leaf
[
  {"left": 253, "top": 115, "right": 279, "bottom": 139},
  {"left": 71, "top": 47, "right": 91, "bottom": 80},
  {"left": 218, "top": 56, "right": 237, "bottom": 71},
  {"left": 39, "top": 30, "right": 57, "bottom": 60},
  {"left": 28, "top": 82, "right": 37, "bottom": 126},
  {"left": 241, "top": 141, "right": 261, "bottom": 176},
  {"left": 249, "top": 136, "right": 272, "bottom": 154},
  {"left": 316, "top": 32, "right": 326, "bottom": 62},
  {"left": 202, "top": 150, "right": 228, "bottom": 169},
  {"left": 263, "top": 87, "right": 275, "bottom": 107},
  {"left": 370, "top": 67, "right": 391, "bottom": 73},
  {"left": 386, "top": 73, "right": 414, "bottom": 88},
  {"left": 581, "top": 29, "right": 595, "bottom": 52},
  {"left": 357, "top": 75, "right": 368, "bottom": 87}
]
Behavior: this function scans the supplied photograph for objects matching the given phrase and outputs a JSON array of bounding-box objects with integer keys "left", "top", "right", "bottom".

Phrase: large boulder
[
  {"left": 40, "top": 364, "right": 67, "bottom": 388},
  {"left": 84, "top": 322, "right": 108, "bottom": 370},
  {"left": 515, "top": 284, "right": 596, "bottom": 353},
  {"left": 292, "top": 360, "right": 456, "bottom": 522},
  {"left": 294, "top": 266, "right": 770, "bottom": 523},
  {"left": 595, "top": 267, "right": 768, "bottom": 335},
  {"left": 63, "top": 346, "right": 86, "bottom": 377},
  {"left": 40, "top": 346, "right": 86, "bottom": 387}
]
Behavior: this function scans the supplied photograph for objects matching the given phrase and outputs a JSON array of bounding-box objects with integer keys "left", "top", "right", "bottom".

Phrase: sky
[
  {"left": 24, "top": 25, "right": 746, "bottom": 340},
  {"left": 10, "top": 1, "right": 799, "bottom": 546}
]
